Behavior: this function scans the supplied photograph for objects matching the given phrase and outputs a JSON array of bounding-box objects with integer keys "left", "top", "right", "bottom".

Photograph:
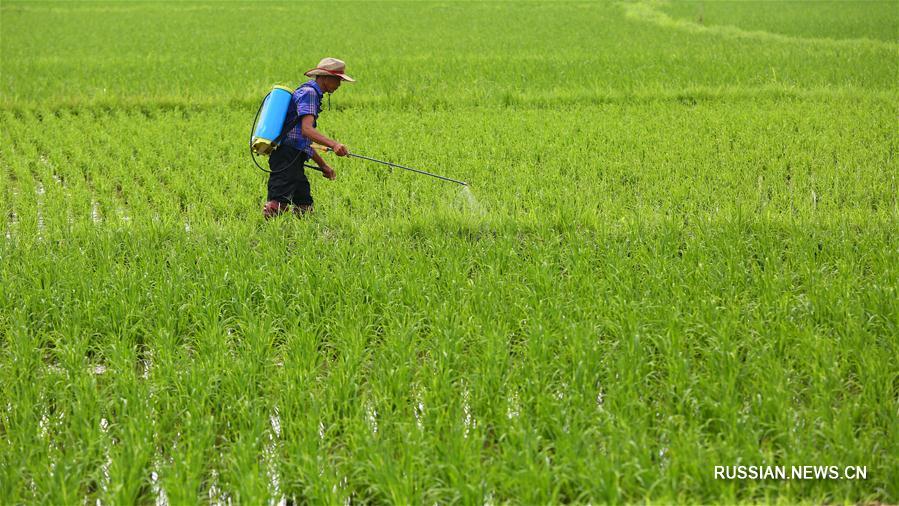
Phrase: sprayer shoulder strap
[
  {"left": 274, "top": 116, "right": 302, "bottom": 145},
  {"left": 273, "top": 84, "right": 318, "bottom": 146}
]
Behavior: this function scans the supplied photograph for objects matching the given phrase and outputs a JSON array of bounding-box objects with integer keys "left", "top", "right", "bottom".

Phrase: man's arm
[
  {"left": 310, "top": 150, "right": 335, "bottom": 180},
  {"left": 300, "top": 115, "right": 348, "bottom": 156}
]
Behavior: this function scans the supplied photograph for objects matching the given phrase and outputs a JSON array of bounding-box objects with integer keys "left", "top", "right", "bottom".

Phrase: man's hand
[
  {"left": 321, "top": 164, "right": 336, "bottom": 180},
  {"left": 331, "top": 143, "right": 349, "bottom": 157}
]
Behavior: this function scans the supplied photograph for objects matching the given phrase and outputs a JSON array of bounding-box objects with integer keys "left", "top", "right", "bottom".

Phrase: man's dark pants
[{"left": 265, "top": 145, "right": 312, "bottom": 218}]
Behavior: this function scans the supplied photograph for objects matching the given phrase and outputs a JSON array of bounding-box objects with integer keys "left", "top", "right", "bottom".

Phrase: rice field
[{"left": 1, "top": 1, "right": 897, "bottom": 504}]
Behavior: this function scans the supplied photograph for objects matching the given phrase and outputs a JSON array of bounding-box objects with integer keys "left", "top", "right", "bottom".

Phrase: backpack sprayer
[
  {"left": 249, "top": 85, "right": 315, "bottom": 174},
  {"left": 250, "top": 85, "right": 467, "bottom": 185}
]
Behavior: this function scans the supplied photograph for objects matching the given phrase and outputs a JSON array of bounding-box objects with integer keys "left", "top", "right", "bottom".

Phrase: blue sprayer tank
[{"left": 251, "top": 85, "right": 293, "bottom": 155}]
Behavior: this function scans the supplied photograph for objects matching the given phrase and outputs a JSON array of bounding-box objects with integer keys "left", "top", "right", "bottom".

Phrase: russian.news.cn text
[{"left": 715, "top": 466, "right": 867, "bottom": 481}]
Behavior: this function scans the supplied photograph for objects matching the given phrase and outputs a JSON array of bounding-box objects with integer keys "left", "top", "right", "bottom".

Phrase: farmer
[{"left": 263, "top": 57, "right": 354, "bottom": 218}]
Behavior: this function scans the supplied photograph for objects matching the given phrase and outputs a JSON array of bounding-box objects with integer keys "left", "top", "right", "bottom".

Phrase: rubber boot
[{"left": 263, "top": 200, "right": 290, "bottom": 220}]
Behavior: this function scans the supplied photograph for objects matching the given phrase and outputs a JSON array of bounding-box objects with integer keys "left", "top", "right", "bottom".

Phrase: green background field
[{"left": 2, "top": 1, "right": 897, "bottom": 503}]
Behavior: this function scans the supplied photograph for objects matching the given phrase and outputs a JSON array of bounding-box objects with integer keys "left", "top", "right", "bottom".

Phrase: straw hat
[{"left": 304, "top": 57, "right": 356, "bottom": 82}]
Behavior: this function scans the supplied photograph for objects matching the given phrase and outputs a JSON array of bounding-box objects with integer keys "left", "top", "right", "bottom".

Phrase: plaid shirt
[{"left": 282, "top": 80, "right": 322, "bottom": 157}]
